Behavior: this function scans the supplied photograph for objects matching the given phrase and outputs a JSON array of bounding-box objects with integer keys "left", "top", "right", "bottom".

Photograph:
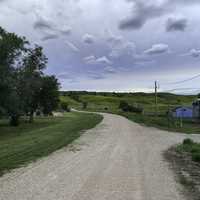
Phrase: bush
[
  {"left": 60, "top": 102, "right": 70, "bottom": 112},
  {"left": 82, "top": 102, "right": 88, "bottom": 109},
  {"left": 119, "top": 101, "right": 143, "bottom": 113},
  {"left": 183, "top": 138, "right": 194, "bottom": 145},
  {"left": 192, "top": 153, "right": 200, "bottom": 162},
  {"left": 119, "top": 101, "right": 129, "bottom": 110}
]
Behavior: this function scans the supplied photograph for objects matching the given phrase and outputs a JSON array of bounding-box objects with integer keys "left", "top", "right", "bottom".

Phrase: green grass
[
  {"left": 60, "top": 92, "right": 200, "bottom": 134},
  {"left": 119, "top": 112, "right": 200, "bottom": 134},
  {"left": 60, "top": 95, "right": 82, "bottom": 108},
  {"left": 60, "top": 92, "right": 195, "bottom": 114},
  {"left": 0, "top": 112, "right": 103, "bottom": 176},
  {"left": 177, "top": 139, "right": 200, "bottom": 163}
]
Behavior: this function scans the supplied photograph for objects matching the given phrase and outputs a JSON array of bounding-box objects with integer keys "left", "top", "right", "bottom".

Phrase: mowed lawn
[{"left": 0, "top": 112, "right": 103, "bottom": 176}]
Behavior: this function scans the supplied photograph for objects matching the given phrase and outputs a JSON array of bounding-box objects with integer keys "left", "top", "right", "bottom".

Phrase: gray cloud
[
  {"left": 166, "top": 16, "right": 187, "bottom": 32},
  {"left": 33, "top": 17, "right": 54, "bottom": 31},
  {"left": 60, "top": 26, "right": 72, "bottom": 35},
  {"left": 83, "top": 33, "right": 95, "bottom": 44},
  {"left": 2, "top": 0, "right": 200, "bottom": 92},
  {"left": 119, "top": 1, "right": 167, "bottom": 30},
  {"left": 144, "top": 44, "right": 169, "bottom": 55},
  {"left": 41, "top": 33, "right": 59, "bottom": 41},
  {"left": 119, "top": 0, "right": 200, "bottom": 30}
]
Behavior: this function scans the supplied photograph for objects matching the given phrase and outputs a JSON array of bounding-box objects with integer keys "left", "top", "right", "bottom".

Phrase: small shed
[{"left": 171, "top": 106, "right": 193, "bottom": 118}]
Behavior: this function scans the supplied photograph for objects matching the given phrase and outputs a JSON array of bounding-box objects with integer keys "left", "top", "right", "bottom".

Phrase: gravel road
[{"left": 0, "top": 113, "right": 200, "bottom": 200}]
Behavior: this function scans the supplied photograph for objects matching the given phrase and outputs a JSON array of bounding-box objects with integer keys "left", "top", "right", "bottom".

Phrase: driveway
[{"left": 0, "top": 113, "right": 199, "bottom": 200}]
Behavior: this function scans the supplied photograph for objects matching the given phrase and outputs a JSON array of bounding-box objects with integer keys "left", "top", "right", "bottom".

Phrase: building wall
[{"left": 173, "top": 107, "right": 193, "bottom": 118}]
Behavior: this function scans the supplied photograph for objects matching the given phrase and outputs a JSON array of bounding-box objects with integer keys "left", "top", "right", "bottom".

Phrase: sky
[{"left": 1, "top": 0, "right": 200, "bottom": 93}]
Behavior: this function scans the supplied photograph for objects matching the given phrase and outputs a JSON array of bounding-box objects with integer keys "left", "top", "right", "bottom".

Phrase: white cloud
[
  {"left": 83, "top": 55, "right": 112, "bottom": 65},
  {"left": 83, "top": 55, "right": 97, "bottom": 64},
  {"left": 182, "top": 49, "right": 200, "bottom": 58},
  {"left": 96, "top": 56, "right": 112, "bottom": 65},
  {"left": 144, "top": 44, "right": 169, "bottom": 55},
  {"left": 83, "top": 33, "right": 95, "bottom": 44}
]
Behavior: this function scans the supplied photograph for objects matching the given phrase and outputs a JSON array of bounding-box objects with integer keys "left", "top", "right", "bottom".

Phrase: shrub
[
  {"left": 119, "top": 101, "right": 129, "bottom": 110},
  {"left": 60, "top": 102, "right": 70, "bottom": 112},
  {"left": 192, "top": 153, "right": 200, "bottom": 162},
  {"left": 183, "top": 138, "right": 194, "bottom": 145},
  {"left": 82, "top": 102, "right": 88, "bottom": 109},
  {"left": 119, "top": 100, "right": 143, "bottom": 113}
]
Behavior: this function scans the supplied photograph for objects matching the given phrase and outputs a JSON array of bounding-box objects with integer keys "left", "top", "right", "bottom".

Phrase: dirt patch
[{"left": 164, "top": 147, "right": 200, "bottom": 200}]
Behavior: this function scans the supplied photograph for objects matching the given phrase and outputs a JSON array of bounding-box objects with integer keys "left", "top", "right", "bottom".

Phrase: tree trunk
[{"left": 29, "top": 111, "right": 34, "bottom": 123}]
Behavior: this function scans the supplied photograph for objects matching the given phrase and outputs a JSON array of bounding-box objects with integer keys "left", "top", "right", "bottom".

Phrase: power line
[
  {"left": 161, "top": 87, "right": 200, "bottom": 93},
  {"left": 166, "top": 73, "right": 200, "bottom": 85}
]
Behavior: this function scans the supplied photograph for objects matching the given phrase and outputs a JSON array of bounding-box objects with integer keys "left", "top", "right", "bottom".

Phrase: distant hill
[{"left": 60, "top": 91, "right": 196, "bottom": 113}]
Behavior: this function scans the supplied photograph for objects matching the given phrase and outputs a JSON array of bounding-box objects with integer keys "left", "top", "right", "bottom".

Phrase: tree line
[{"left": 0, "top": 27, "right": 60, "bottom": 126}]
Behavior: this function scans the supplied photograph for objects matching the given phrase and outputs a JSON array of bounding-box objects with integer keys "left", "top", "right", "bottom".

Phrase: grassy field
[
  {"left": 61, "top": 92, "right": 195, "bottom": 113},
  {"left": 120, "top": 112, "right": 200, "bottom": 134},
  {"left": 60, "top": 92, "right": 200, "bottom": 134},
  {"left": 0, "top": 112, "right": 103, "bottom": 176}
]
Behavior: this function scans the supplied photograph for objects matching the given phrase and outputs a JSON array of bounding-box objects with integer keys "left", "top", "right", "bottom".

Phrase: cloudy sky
[{"left": 1, "top": 0, "right": 200, "bottom": 93}]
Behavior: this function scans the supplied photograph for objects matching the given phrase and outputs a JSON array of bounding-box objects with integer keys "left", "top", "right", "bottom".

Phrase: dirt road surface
[{"left": 0, "top": 113, "right": 200, "bottom": 200}]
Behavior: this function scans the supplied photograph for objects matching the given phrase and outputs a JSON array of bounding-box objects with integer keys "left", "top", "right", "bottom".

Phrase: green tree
[
  {"left": 39, "top": 75, "right": 60, "bottom": 115},
  {"left": 0, "top": 27, "right": 27, "bottom": 125},
  {"left": 19, "top": 45, "right": 47, "bottom": 122}
]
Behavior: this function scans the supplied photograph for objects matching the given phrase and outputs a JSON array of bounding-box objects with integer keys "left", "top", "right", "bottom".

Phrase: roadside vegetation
[
  {"left": 165, "top": 139, "right": 200, "bottom": 200},
  {"left": 60, "top": 91, "right": 200, "bottom": 134},
  {"left": 177, "top": 139, "right": 200, "bottom": 162},
  {"left": 0, "top": 27, "right": 60, "bottom": 126},
  {"left": 0, "top": 112, "right": 103, "bottom": 176}
]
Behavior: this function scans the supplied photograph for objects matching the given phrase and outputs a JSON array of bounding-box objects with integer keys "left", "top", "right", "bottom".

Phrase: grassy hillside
[
  {"left": 0, "top": 112, "right": 103, "bottom": 175},
  {"left": 60, "top": 91, "right": 196, "bottom": 114},
  {"left": 60, "top": 91, "right": 199, "bottom": 134}
]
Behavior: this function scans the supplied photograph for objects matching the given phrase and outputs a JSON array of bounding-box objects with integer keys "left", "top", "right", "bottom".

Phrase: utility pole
[{"left": 155, "top": 81, "right": 158, "bottom": 117}]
